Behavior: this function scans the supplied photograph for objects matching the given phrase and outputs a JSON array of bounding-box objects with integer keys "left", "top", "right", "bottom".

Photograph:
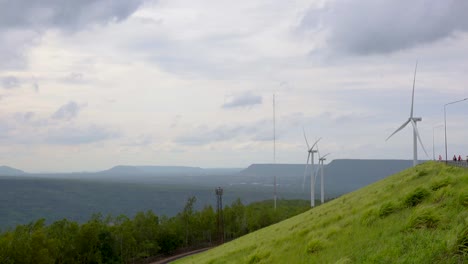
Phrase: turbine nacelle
[{"left": 412, "top": 117, "right": 422, "bottom": 122}]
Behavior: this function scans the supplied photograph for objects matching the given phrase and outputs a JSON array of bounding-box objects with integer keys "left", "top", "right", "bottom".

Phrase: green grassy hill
[{"left": 176, "top": 162, "right": 468, "bottom": 263}]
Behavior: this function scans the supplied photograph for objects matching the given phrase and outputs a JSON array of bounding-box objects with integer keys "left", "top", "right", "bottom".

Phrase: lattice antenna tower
[{"left": 215, "top": 187, "right": 224, "bottom": 243}]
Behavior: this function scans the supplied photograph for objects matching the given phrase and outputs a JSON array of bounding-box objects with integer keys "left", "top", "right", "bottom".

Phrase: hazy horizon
[{"left": 1, "top": 158, "right": 426, "bottom": 174}]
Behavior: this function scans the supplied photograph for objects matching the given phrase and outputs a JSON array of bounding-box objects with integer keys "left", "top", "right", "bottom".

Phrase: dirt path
[{"left": 149, "top": 247, "right": 212, "bottom": 264}]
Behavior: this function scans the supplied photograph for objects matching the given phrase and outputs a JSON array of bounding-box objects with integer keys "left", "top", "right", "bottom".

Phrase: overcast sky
[{"left": 0, "top": 0, "right": 467, "bottom": 172}]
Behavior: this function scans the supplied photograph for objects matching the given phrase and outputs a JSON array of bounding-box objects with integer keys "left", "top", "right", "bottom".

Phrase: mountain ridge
[{"left": 0, "top": 166, "right": 25, "bottom": 176}]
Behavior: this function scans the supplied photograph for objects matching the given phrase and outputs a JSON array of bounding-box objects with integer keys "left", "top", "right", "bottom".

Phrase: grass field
[{"left": 176, "top": 162, "right": 468, "bottom": 263}]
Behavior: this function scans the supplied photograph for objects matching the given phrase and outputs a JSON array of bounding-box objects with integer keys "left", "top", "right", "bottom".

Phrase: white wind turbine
[
  {"left": 302, "top": 130, "right": 321, "bottom": 208},
  {"left": 318, "top": 152, "right": 330, "bottom": 204},
  {"left": 386, "top": 62, "right": 428, "bottom": 167}
]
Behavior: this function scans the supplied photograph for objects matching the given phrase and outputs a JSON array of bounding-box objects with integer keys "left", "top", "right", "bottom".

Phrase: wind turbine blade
[
  {"left": 316, "top": 143, "right": 321, "bottom": 160},
  {"left": 321, "top": 153, "right": 331, "bottom": 159},
  {"left": 410, "top": 61, "right": 418, "bottom": 118},
  {"left": 311, "top": 137, "right": 322, "bottom": 150},
  {"left": 386, "top": 119, "right": 411, "bottom": 141},
  {"left": 411, "top": 119, "right": 429, "bottom": 157},
  {"left": 302, "top": 153, "right": 310, "bottom": 192},
  {"left": 302, "top": 127, "right": 310, "bottom": 150}
]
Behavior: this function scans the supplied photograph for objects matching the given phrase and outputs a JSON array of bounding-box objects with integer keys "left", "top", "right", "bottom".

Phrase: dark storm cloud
[
  {"left": 2, "top": 76, "right": 20, "bottom": 89},
  {"left": 0, "top": 0, "right": 147, "bottom": 69},
  {"left": 46, "top": 125, "right": 119, "bottom": 145},
  {"left": 300, "top": 0, "right": 468, "bottom": 55},
  {"left": 0, "top": 0, "right": 146, "bottom": 31},
  {"left": 52, "top": 101, "right": 85, "bottom": 121},
  {"left": 222, "top": 92, "right": 262, "bottom": 109}
]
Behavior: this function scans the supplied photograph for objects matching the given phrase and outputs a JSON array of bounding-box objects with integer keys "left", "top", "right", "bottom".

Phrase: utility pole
[
  {"left": 444, "top": 98, "right": 467, "bottom": 163},
  {"left": 215, "top": 187, "right": 224, "bottom": 244}
]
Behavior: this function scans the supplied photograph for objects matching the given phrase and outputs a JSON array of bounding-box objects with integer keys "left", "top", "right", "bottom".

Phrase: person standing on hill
[
  {"left": 453, "top": 155, "right": 457, "bottom": 161},
  {"left": 458, "top": 155, "right": 462, "bottom": 161},
  {"left": 438, "top": 155, "right": 442, "bottom": 161}
]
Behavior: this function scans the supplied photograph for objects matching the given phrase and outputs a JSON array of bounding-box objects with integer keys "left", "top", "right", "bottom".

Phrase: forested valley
[{"left": 0, "top": 198, "right": 308, "bottom": 264}]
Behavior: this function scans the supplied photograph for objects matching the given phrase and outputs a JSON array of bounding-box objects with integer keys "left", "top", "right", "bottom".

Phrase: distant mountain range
[
  {"left": 0, "top": 159, "right": 419, "bottom": 228},
  {"left": 99, "top": 165, "right": 241, "bottom": 176},
  {"left": 0, "top": 160, "right": 415, "bottom": 184},
  {"left": 233, "top": 159, "right": 415, "bottom": 197},
  {"left": 0, "top": 166, "right": 25, "bottom": 176}
]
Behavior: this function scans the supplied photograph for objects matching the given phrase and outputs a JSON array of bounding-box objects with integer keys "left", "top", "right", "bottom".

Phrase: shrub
[
  {"left": 455, "top": 225, "right": 468, "bottom": 255},
  {"left": 431, "top": 186, "right": 453, "bottom": 204},
  {"left": 404, "top": 187, "right": 430, "bottom": 207},
  {"left": 378, "top": 202, "right": 397, "bottom": 218},
  {"left": 306, "top": 239, "right": 324, "bottom": 254},
  {"left": 430, "top": 177, "right": 451, "bottom": 191},
  {"left": 247, "top": 254, "right": 261, "bottom": 264},
  {"left": 408, "top": 208, "right": 440, "bottom": 229},
  {"left": 247, "top": 251, "right": 270, "bottom": 263},
  {"left": 459, "top": 192, "right": 468, "bottom": 207},
  {"left": 416, "top": 170, "right": 429, "bottom": 177},
  {"left": 361, "top": 209, "right": 378, "bottom": 226}
]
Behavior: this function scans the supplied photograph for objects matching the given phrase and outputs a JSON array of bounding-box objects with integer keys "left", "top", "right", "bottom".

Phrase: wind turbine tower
[
  {"left": 386, "top": 62, "right": 428, "bottom": 166},
  {"left": 319, "top": 153, "right": 330, "bottom": 204},
  {"left": 303, "top": 130, "right": 320, "bottom": 207}
]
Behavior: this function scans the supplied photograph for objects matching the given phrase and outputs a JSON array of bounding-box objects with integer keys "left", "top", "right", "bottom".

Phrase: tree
[
  {"left": 47, "top": 218, "right": 80, "bottom": 264},
  {"left": 181, "top": 196, "right": 197, "bottom": 247},
  {"left": 132, "top": 210, "right": 160, "bottom": 258},
  {"left": 112, "top": 214, "right": 136, "bottom": 263}
]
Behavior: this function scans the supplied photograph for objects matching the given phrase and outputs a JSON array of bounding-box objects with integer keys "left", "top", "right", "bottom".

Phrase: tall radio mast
[{"left": 273, "top": 94, "right": 277, "bottom": 210}]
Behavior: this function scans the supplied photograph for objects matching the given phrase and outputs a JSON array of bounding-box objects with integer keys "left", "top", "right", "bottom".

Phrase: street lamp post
[
  {"left": 444, "top": 98, "right": 468, "bottom": 163},
  {"left": 433, "top": 125, "right": 444, "bottom": 161}
]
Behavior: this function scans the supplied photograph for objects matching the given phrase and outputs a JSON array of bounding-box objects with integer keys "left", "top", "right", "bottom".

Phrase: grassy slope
[{"left": 177, "top": 162, "right": 468, "bottom": 263}]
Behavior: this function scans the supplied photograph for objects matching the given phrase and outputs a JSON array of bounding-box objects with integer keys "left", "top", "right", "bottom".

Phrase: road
[{"left": 150, "top": 247, "right": 213, "bottom": 264}]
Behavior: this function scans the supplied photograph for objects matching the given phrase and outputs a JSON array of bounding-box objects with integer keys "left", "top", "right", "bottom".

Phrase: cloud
[
  {"left": 222, "top": 92, "right": 262, "bottom": 109},
  {"left": 123, "top": 134, "right": 153, "bottom": 147},
  {"left": 0, "top": 0, "right": 147, "bottom": 69},
  {"left": 2, "top": 76, "right": 20, "bottom": 89},
  {"left": 0, "top": 29, "right": 39, "bottom": 70},
  {"left": 33, "top": 81, "right": 39, "bottom": 92},
  {"left": 175, "top": 118, "right": 275, "bottom": 146},
  {"left": 63, "top": 72, "right": 86, "bottom": 84},
  {"left": 46, "top": 125, "right": 119, "bottom": 145},
  {"left": 51, "top": 101, "right": 86, "bottom": 121},
  {"left": 175, "top": 125, "right": 244, "bottom": 146},
  {"left": 14, "top": 112, "right": 35, "bottom": 123},
  {"left": 0, "top": 0, "right": 146, "bottom": 31},
  {"left": 300, "top": 0, "right": 468, "bottom": 55}
]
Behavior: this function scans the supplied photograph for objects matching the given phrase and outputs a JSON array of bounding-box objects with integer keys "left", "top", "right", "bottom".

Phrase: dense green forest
[
  {"left": 0, "top": 160, "right": 413, "bottom": 229},
  {"left": 0, "top": 177, "right": 291, "bottom": 229},
  {"left": 0, "top": 198, "right": 309, "bottom": 264}
]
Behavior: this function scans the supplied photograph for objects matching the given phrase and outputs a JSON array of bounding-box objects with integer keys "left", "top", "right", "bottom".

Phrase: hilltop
[
  {"left": 0, "top": 166, "right": 25, "bottom": 176},
  {"left": 239, "top": 159, "right": 413, "bottom": 197},
  {"left": 177, "top": 162, "right": 468, "bottom": 263}
]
